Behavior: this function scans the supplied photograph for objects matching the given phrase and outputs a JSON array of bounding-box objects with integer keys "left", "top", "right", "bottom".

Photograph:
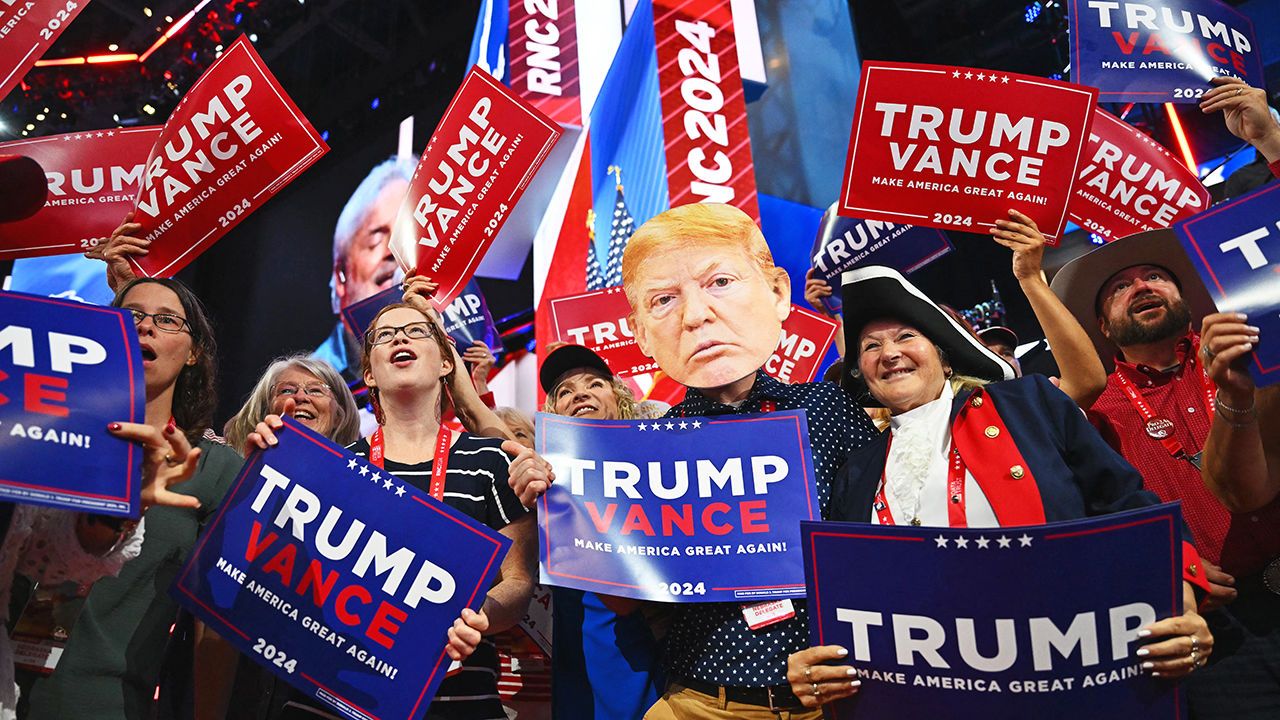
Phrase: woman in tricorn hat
[{"left": 784, "top": 266, "right": 1215, "bottom": 708}]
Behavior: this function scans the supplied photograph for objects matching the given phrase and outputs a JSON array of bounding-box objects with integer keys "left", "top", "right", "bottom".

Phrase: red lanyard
[
  {"left": 873, "top": 434, "right": 969, "bottom": 527},
  {"left": 367, "top": 424, "right": 452, "bottom": 501},
  {"left": 1113, "top": 341, "right": 1215, "bottom": 463}
]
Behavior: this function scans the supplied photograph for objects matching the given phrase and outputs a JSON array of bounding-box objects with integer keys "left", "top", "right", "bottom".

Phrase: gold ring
[
  {"left": 163, "top": 452, "right": 181, "bottom": 467},
  {"left": 1236, "top": 87, "right": 1244, "bottom": 96},
  {"left": 812, "top": 682, "right": 821, "bottom": 697}
]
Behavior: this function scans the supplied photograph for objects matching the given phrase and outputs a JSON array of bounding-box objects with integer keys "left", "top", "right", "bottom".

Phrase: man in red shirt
[{"left": 1053, "top": 232, "right": 1280, "bottom": 717}]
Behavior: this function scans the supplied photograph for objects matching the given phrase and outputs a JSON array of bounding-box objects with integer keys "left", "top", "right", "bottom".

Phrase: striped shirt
[{"left": 348, "top": 432, "right": 529, "bottom": 720}]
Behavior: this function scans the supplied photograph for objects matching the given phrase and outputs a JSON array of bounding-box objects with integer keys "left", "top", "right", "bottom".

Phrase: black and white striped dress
[{"left": 348, "top": 432, "right": 529, "bottom": 720}]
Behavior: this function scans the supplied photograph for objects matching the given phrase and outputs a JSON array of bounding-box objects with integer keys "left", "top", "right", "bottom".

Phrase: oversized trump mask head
[{"left": 621, "top": 203, "right": 790, "bottom": 392}]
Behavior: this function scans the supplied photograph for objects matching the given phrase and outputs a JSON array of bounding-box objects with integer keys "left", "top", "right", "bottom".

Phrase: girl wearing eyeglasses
[{"left": 240, "top": 276, "right": 544, "bottom": 720}]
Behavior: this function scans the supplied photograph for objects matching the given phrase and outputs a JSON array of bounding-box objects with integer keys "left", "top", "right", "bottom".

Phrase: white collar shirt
[{"left": 872, "top": 382, "right": 999, "bottom": 528}]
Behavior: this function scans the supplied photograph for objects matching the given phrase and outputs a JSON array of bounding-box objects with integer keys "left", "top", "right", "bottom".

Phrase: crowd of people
[{"left": 0, "top": 64, "right": 1276, "bottom": 720}]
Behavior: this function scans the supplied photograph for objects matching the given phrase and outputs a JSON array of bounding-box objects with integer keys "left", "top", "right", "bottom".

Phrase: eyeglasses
[
  {"left": 368, "top": 321, "right": 435, "bottom": 346},
  {"left": 273, "top": 382, "right": 332, "bottom": 399},
  {"left": 129, "top": 309, "right": 190, "bottom": 334}
]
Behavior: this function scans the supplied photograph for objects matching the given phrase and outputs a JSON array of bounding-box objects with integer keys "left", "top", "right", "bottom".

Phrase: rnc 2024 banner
[
  {"left": 536, "top": 409, "right": 818, "bottom": 603},
  {"left": 804, "top": 504, "right": 1185, "bottom": 719},
  {"left": 0, "top": 290, "right": 144, "bottom": 516},
  {"left": 174, "top": 418, "right": 511, "bottom": 720}
]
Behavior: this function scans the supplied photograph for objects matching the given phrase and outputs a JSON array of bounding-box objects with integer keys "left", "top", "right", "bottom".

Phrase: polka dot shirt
[{"left": 662, "top": 371, "right": 880, "bottom": 687}]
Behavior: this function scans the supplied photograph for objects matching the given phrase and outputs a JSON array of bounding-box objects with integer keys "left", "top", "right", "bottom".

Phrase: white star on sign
[
  {"left": 1001, "top": 75, "right": 1010, "bottom": 83},
  {"left": 652, "top": 422, "right": 663, "bottom": 431},
  {"left": 96, "top": 132, "right": 104, "bottom": 137},
  {"left": 384, "top": 478, "right": 394, "bottom": 490},
  {"left": 997, "top": 535, "right": 1012, "bottom": 548},
  {"left": 371, "top": 472, "right": 381, "bottom": 483},
  {"left": 347, "top": 459, "right": 358, "bottom": 469},
  {"left": 395, "top": 485, "right": 405, "bottom": 497},
  {"left": 955, "top": 537, "right": 970, "bottom": 549},
  {"left": 1018, "top": 534, "right": 1033, "bottom": 547},
  {"left": 964, "top": 72, "right": 973, "bottom": 79},
  {"left": 638, "top": 424, "right": 646, "bottom": 431},
  {"left": 665, "top": 422, "right": 675, "bottom": 430},
  {"left": 976, "top": 72, "right": 986, "bottom": 81},
  {"left": 952, "top": 70, "right": 961, "bottom": 78},
  {"left": 679, "top": 421, "right": 688, "bottom": 429},
  {"left": 975, "top": 536, "right": 990, "bottom": 549},
  {"left": 989, "top": 74, "right": 998, "bottom": 82},
  {"left": 692, "top": 421, "right": 702, "bottom": 429},
  {"left": 358, "top": 465, "right": 369, "bottom": 477},
  {"left": 935, "top": 535, "right": 949, "bottom": 548}
]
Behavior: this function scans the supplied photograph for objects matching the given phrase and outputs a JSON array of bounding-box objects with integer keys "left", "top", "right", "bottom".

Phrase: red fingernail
[
  {"left": 165, "top": 417, "right": 177, "bottom": 434},
  {"left": 107, "top": 422, "right": 122, "bottom": 431}
]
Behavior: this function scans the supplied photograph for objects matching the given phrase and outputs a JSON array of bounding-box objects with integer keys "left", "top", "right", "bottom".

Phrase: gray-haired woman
[{"left": 223, "top": 354, "right": 362, "bottom": 453}]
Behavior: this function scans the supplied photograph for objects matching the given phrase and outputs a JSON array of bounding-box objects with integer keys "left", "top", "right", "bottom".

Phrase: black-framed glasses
[
  {"left": 272, "top": 382, "right": 333, "bottom": 399},
  {"left": 368, "top": 321, "right": 435, "bottom": 346},
  {"left": 129, "top": 309, "right": 190, "bottom": 334}
]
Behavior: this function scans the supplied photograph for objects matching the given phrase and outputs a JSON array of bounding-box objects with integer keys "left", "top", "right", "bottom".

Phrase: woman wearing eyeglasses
[
  {"left": 26, "top": 278, "right": 245, "bottom": 720},
  {"left": 223, "top": 354, "right": 363, "bottom": 452}
]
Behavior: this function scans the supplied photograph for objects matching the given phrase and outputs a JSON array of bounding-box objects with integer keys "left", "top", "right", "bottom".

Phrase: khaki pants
[{"left": 644, "top": 682, "right": 823, "bottom": 720}]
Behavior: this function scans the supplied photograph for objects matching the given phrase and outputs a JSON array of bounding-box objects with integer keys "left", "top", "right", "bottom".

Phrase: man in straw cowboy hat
[{"left": 1052, "top": 226, "right": 1280, "bottom": 717}]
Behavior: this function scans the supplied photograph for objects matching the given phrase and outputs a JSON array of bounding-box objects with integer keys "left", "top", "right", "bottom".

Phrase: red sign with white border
[
  {"left": 652, "top": 0, "right": 759, "bottom": 220},
  {"left": 840, "top": 62, "right": 1097, "bottom": 241},
  {"left": 389, "top": 67, "right": 562, "bottom": 311},
  {"left": 547, "top": 286, "right": 658, "bottom": 379},
  {"left": 0, "top": 0, "right": 90, "bottom": 101},
  {"left": 764, "top": 305, "right": 838, "bottom": 385},
  {"left": 0, "top": 126, "right": 161, "bottom": 259},
  {"left": 1068, "top": 107, "right": 1210, "bottom": 242},
  {"left": 129, "top": 35, "right": 327, "bottom": 277}
]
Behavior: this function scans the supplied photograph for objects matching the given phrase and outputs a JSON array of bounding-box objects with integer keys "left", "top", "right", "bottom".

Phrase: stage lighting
[{"left": 1024, "top": 2, "right": 1042, "bottom": 23}]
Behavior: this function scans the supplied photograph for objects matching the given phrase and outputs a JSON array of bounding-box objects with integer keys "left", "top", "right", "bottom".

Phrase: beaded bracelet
[{"left": 1215, "top": 391, "right": 1256, "bottom": 427}]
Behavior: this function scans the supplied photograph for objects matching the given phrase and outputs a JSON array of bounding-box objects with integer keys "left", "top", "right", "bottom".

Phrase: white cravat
[{"left": 873, "top": 383, "right": 999, "bottom": 528}]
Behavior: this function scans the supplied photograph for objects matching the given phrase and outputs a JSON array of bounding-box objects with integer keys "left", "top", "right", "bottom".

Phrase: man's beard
[{"left": 1107, "top": 295, "right": 1192, "bottom": 347}]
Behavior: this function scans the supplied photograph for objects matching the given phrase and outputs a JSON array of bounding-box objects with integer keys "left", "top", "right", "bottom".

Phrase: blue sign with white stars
[
  {"left": 536, "top": 409, "right": 819, "bottom": 603},
  {"left": 803, "top": 503, "right": 1185, "bottom": 719},
  {"left": 172, "top": 417, "right": 510, "bottom": 720}
]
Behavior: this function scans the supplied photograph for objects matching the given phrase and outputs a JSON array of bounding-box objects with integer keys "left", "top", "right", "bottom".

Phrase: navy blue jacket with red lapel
[{"left": 830, "top": 374, "right": 1211, "bottom": 592}]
